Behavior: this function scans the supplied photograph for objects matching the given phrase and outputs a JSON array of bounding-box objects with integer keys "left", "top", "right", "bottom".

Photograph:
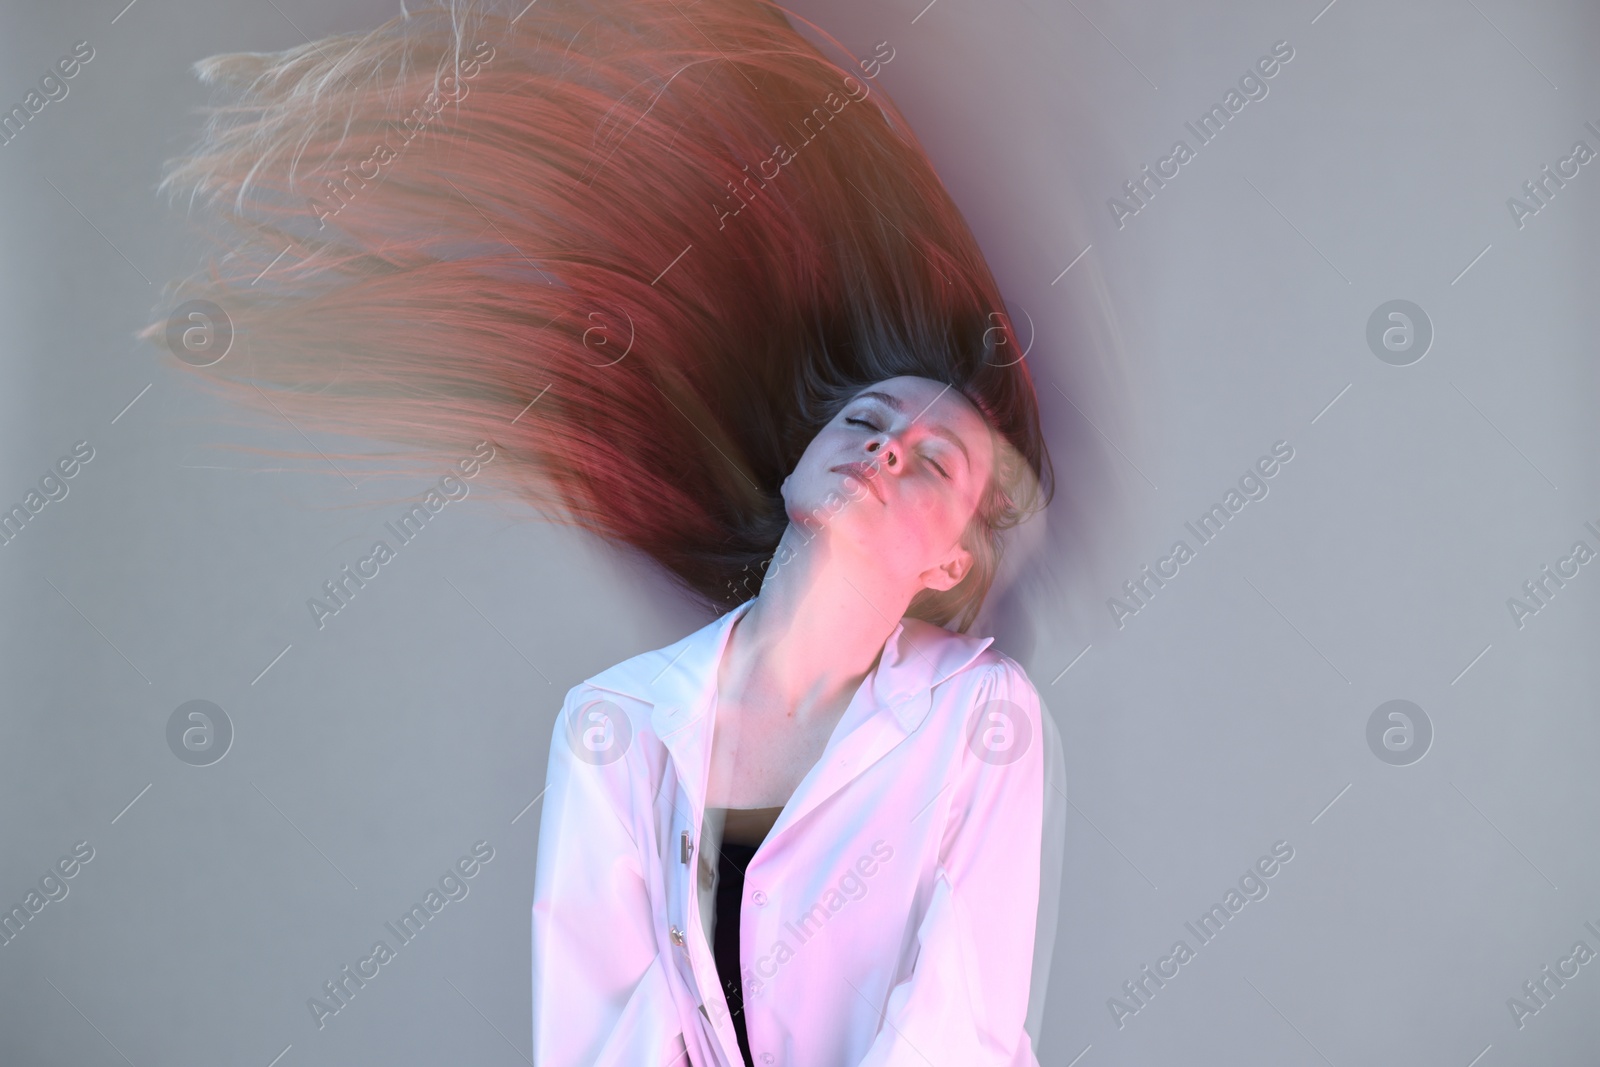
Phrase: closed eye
[
  {"left": 845, "top": 417, "right": 878, "bottom": 430},
  {"left": 924, "top": 454, "right": 950, "bottom": 479}
]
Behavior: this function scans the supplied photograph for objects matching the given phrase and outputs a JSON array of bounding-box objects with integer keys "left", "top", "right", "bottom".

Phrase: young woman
[
  {"left": 141, "top": 1, "right": 1066, "bottom": 1063},
  {"left": 538, "top": 370, "right": 1065, "bottom": 1067}
]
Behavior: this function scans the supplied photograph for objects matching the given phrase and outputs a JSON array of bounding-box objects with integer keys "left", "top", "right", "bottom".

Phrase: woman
[
  {"left": 140, "top": 0, "right": 1066, "bottom": 1062},
  {"left": 539, "top": 371, "right": 1064, "bottom": 1067}
]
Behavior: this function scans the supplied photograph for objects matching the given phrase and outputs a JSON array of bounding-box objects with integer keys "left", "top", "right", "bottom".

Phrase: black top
[{"left": 709, "top": 806, "right": 782, "bottom": 1067}]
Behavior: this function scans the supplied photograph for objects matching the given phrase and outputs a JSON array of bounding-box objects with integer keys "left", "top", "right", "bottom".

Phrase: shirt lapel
[
  {"left": 580, "top": 602, "right": 996, "bottom": 843},
  {"left": 762, "top": 615, "right": 995, "bottom": 846},
  {"left": 583, "top": 599, "right": 755, "bottom": 821}
]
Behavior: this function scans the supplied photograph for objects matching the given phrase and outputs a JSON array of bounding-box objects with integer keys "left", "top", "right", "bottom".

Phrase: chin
[{"left": 783, "top": 487, "right": 877, "bottom": 540}]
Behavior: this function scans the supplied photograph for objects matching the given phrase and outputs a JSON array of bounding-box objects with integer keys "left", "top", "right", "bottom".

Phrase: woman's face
[{"left": 781, "top": 375, "right": 995, "bottom": 592}]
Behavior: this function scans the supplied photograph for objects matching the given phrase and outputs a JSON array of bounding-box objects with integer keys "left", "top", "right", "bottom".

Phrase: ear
[{"left": 919, "top": 543, "right": 973, "bottom": 592}]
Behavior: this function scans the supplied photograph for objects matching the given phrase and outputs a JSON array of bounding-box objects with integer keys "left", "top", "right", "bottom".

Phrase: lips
[{"left": 831, "top": 462, "right": 884, "bottom": 503}]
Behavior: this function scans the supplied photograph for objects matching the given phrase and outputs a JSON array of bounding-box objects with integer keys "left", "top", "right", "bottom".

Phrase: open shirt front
[{"left": 531, "top": 598, "right": 1066, "bottom": 1067}]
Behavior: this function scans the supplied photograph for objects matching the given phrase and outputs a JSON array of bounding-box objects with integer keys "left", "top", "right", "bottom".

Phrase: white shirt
[{"left": 531, "top": 598, "right": 1066, "bottom": 1067}]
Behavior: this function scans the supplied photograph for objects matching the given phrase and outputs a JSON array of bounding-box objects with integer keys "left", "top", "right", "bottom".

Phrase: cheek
[
  {"left": 897, "top": 486, "right": 964, "bottom": 545},
  {"left": 931, "top": 484, "right": 980, "bottom": 547}
]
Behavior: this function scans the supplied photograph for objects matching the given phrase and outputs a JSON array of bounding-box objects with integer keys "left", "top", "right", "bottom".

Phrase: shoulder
[
  {"left": 928, "top": 644, "right": 1047, "bottom": 761},
  {"left": 577, "top": 607, "right": 732, "bottom": 705},
  {"left": 953, "top": 649, "right": 1044, "bottom": 715},
  {"left": 576, "top": 641, "right": 686, "bottom": 703},
  {"left": 545, "top": 610, "right": 728, "bottom": 756},
  {"left": 885, "top": 615, "right": 1043, "bottom": 716},
  {"left": 542, "top": 682, "right": 650, "bottom": 773}
]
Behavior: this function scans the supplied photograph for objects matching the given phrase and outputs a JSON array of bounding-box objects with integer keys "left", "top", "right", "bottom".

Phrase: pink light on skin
[{"left": 712, "top": 372, "right": 994, "bottom": 746}]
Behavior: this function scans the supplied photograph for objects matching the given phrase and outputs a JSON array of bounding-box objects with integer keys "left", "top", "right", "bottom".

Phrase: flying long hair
[{"left": 139, "top": 0, "right": 1055, "bottom": 633}]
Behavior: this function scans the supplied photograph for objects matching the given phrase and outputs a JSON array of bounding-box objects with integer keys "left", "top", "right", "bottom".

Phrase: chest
[{"left": 703, "top": 697, "right": 852, "bottom": 809}]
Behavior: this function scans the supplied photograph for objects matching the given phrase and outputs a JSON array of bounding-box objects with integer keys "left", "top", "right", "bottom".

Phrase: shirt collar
[{"left": 583, "top": 597, "right": 997, "bottom": 733}]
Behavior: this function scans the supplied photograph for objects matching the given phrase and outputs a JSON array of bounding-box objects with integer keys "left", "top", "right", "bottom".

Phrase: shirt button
[
  {"left": 751, "top": 890, "right": 767, "bottom": 906},
  {"left": 669, "top": 925, "right": 685, "bottom": 946}
]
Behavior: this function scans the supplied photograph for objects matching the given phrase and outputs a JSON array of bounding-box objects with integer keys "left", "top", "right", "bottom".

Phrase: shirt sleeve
[
  {"left": 531, "top": 684, "right": 689, "bottom": 1067},
  {"left": 854, "top": 661, "right": 1047, "bottom": 1067}
]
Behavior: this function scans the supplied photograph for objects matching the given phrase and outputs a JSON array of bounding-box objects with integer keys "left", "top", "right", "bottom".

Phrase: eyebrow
[{"left": 852, "top": 390, "right": 972, "bottom": 470}]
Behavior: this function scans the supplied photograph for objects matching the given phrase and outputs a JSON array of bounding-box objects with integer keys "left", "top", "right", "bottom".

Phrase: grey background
[{"left": 2, "top": 0, "right": 1597, "bottom": 1064}]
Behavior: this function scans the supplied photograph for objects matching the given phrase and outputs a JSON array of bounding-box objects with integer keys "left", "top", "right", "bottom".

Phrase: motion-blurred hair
[{"left": 141, "top": 0, "right": 1054, "bottom": 632}]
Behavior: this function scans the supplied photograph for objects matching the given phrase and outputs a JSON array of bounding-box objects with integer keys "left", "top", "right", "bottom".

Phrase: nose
[{"left": 865, "top": 436, "right": 898, "bottom": 468}]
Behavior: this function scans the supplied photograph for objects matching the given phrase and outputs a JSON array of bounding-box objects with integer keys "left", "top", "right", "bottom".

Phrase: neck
[{"left": 720, "top": 521, "right": 910, "bottom": 725}]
